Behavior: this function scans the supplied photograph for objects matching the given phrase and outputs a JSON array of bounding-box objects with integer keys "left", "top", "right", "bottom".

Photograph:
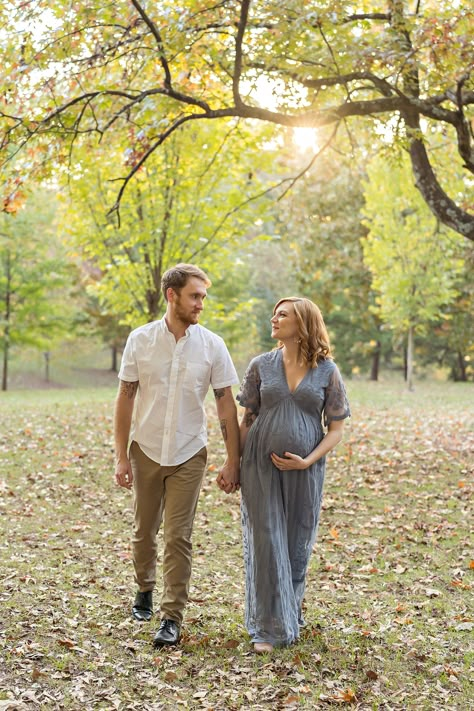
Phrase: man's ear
[{"left": 167, "top": 287, "right": 176, "bottom": 303}]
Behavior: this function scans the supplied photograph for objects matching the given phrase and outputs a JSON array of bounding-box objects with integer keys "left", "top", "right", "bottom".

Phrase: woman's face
[{"left": 270, "top": 301, "right": 299, "bottom": 342}]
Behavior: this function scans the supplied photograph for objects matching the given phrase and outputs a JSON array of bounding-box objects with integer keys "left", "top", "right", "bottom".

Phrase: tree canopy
[
  {"left": 0, "top": 189, "right": 73, "bottom": 389},
  {"left": 60, "top": 116, "right": 278, "bottom": 330},
  {"left": 1, "top": 1, "right": 473, "bottom": 238},
  {"left": 362, "top": 153, "right": 465, "bottom": 388}
]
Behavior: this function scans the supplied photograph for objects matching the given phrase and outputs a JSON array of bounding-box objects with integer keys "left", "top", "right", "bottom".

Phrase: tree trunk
[
  {"left": 111, "top": 345, "right": 118, "bottom": 372},
  {"left": 2, "top": 251, "right": 11, "bottom": 391},
  {"left": 44, "top": 351, "right": 50, "bottom": 382},
  {"left": 370, "top": 340, "right": 381, "bottom": 381},
  {"left": 409, "top": 138, "right": 474, "bottom": 241},
  {"left": 389, "top": 0, "right": 474, "bottom": 241},
  {"left": 406, "top": 326, "right": 414, "bottom": 391},
  {"left": 457, "top": 351, "right": 467, "bottom": 382},
  {"left": 1, "top": 335, "right": 7, "bottom": 392}
]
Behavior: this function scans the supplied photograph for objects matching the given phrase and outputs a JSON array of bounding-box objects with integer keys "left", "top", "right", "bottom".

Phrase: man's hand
[
  {"left": 115, "top": 458, "right": 134, "bottom": 489},
  {"left": 113, "top": 380, "right": 138, "bottom": 491},
  {"left": 216, "top": 459, "right": 240, "bottom": 494},
  {"left": 214, "top": 385, "right": 240, "bottom": 494}
]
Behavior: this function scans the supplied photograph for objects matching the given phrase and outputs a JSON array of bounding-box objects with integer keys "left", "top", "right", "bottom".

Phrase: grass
[{"left": 0, "top": 378, "right": 473, "bottom": 710}]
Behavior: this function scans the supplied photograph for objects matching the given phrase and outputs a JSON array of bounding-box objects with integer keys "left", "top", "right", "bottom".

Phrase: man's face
[{"left": 171, "top": 276, "right": 207, "bottom": 326}]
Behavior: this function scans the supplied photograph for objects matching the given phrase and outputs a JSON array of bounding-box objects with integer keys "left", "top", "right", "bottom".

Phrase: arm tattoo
[
  {"left": 244, "top": 412, "right": 256, "bottom": 428},
  {"left": 220, "top": 418, "right": 228, "bottom": 441},
  {"left": 120, "top": 380, "right": 138, "bottom": 399},
  {"left": 213, "top": 388, "right": 225, "bottom": 400}
]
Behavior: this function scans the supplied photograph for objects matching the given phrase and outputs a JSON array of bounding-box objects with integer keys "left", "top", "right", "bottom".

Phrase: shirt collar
[{"left": 161, "top": 316, "right": 195, "bottom": 339}]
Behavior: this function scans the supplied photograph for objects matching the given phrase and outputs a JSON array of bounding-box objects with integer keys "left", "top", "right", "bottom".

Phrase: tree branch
[
  {"left": 453, "top": 74, "right": 474, "bottom": 172},
  {"left": 130, "top": 0, "right": 172, "bottom": 87},
  {"left": 409, "top": 137, "right": 474, "bottom": 239},
  {"left": 301, "top": 71, "right": 395, "bottom": 97},
  {"left": 345, "top": 13, "right": 391, "bottom": 22},
  {"left": 107, "top": 112, "right": 215, "bottom": 224},
  {"left": 233, "top": 0, "right": 251, "bottom": 108},
  {"left": 388, "top": 0, "right": 474, "bottom": 239}
]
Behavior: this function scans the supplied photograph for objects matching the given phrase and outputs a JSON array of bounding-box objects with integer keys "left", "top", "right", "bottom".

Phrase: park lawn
[{"left": 0, "top": 380, "right": 472, "bottom": 710}]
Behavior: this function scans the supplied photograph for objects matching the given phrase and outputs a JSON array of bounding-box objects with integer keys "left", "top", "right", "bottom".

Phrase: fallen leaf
[
  {"left": 57, "top": 638, "right": 75, "bottom": 649},
  {"left": 330, "top": 688, "right": 357, "bottom": 703},
  {"left": 164, "top": 671, "right": 178, "bottom": 682},
  {"left": 283, "top": 694, "right": 300, "bottom": 706},
  {"left": 221, "top": 638, "right": 240, "bottom": 649}
]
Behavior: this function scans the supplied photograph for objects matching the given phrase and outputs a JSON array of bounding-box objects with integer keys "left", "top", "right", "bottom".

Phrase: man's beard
[{"left": 174, "top": 298, "right": 200, "bottom": 326}]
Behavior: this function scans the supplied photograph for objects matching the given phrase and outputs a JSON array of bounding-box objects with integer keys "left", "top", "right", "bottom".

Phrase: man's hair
[{"left": 161, "top": 263, "right": 211, "bottom": 301}]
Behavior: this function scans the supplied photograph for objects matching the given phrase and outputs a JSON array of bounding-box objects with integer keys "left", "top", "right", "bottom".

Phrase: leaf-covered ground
[{"left": 0, "top": 381, "right": 473, "bottom": 710}]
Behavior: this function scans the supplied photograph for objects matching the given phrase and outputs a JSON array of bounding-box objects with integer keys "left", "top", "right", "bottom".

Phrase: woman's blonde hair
[{"left": 273, "top": 297, "right": 332, "bottom": 367}]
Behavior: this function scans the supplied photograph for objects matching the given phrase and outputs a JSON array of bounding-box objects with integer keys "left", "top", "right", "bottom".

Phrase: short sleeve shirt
[{"left": 118, "top": 318, "right": 239, "bottom": 465}]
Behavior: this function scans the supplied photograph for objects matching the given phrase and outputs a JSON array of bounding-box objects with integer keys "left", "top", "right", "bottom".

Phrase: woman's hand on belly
[{"left": 270, "top": 451, "right": 309, "bottom": 471}]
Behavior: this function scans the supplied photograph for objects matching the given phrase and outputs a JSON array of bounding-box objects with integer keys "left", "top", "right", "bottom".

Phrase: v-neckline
[{"left": 279, "top": 349, "right": 310, "bottom": 394}]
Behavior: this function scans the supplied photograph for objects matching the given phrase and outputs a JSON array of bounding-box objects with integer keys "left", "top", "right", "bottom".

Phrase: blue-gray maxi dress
[{"left": 237, "top": 350, "right": 350, "bottom": 647}]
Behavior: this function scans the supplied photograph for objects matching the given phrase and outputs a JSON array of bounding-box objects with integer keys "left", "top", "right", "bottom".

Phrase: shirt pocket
[{"left": 183, "top": 360, "right": 210, "bottom": 391}]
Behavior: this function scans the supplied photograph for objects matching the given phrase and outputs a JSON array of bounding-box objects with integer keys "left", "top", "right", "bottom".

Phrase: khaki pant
[{"left": 129, "top": 441, "right": 207, "bottom": 624}]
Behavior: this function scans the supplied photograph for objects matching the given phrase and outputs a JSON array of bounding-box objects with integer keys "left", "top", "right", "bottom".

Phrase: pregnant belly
[{"left": 264, "top": 425, "right": 316, "bottom": 459}]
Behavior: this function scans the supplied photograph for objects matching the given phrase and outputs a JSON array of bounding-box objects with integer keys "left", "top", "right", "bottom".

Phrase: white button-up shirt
[{"left": 118, "top": 318, "right": 239, "bottom": 466}]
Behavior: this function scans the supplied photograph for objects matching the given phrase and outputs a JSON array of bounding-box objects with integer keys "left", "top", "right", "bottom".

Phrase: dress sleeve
[
  {"left": 236, "top": 358, "right": 261, "bottom": 416},
  {"left": 324, "top": 364, "right": 350, "bottom": 427}
]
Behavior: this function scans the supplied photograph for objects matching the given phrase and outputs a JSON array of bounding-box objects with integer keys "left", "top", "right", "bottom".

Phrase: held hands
[
  {"left": 115, "top": 458, "right": 134, "bottom": 489},
  {"left": 271, "top": 451, "right": 309, "bottom": 471},
  {"left": 216, "top": 460, "right": 240, "bottom": 494}
]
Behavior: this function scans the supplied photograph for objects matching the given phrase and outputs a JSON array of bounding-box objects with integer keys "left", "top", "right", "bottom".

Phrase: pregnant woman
[{"left": 237, "top": 297, "right": 350, "bottom": 654}]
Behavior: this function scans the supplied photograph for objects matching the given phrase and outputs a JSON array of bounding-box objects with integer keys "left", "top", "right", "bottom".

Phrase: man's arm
[
  {"left": 114, "top": 379, "right": 138, "bottom": 489},
  {"left": 213, "top": 386, "right": 240, "bottom": 494}
]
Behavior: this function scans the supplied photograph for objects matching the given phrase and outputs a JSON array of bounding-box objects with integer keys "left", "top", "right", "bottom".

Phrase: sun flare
[{"left": 292, "top": 127, "right": 319, "bottom": 153}]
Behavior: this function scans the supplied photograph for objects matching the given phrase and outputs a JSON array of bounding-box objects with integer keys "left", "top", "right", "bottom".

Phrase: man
[{"left": 114, "top": 263, "right": 240, "bottom": 648}]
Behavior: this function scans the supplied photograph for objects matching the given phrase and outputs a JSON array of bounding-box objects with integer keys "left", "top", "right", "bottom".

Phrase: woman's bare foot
[{"left": 254, "top": 642, "right": 273, "bottom": 654}]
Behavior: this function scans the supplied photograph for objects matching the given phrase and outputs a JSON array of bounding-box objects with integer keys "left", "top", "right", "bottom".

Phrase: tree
[
  {"left": 361, "top": 154, "right": 464, "bottom": 390},
  {"left": 1, "top": 1, "right": 473, "bottom": 239},
  {"left": 0, "top": 190, "right": 74, "bottom": 390},
  {"left": 60, "top": 119, "right": 279, "bottom": 331},
  {"left": 424, "top": 242, "right": 474, "bottom": 381},
  {"left": 274, "top": 145, "right": 391, "bottom": 379}
]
